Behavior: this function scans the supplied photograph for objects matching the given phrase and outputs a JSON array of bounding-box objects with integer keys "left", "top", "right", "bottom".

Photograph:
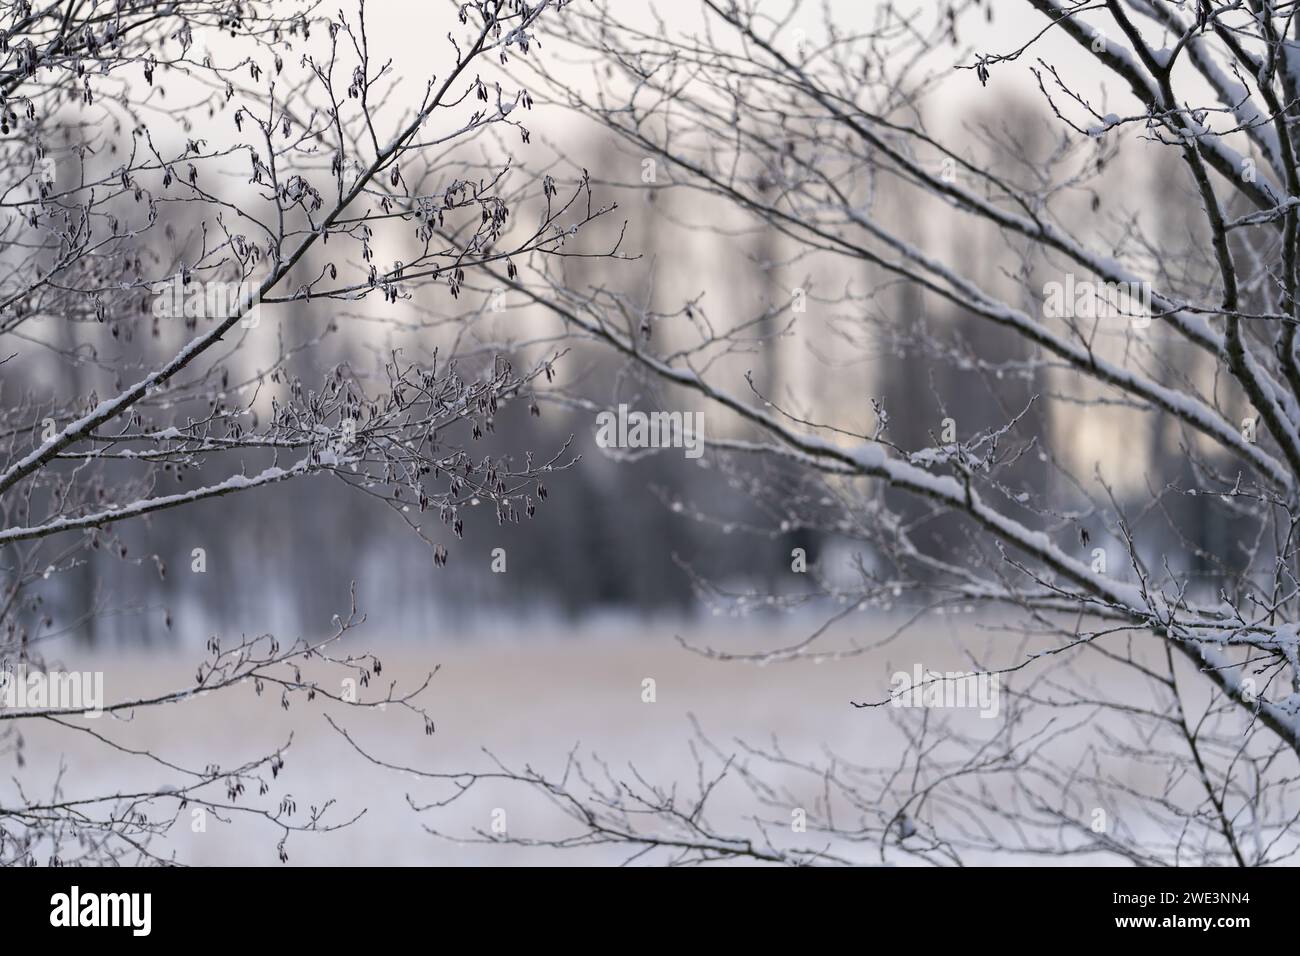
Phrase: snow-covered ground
[{"left": 10, "top": 614, "right": 1147, "bottom": 865}]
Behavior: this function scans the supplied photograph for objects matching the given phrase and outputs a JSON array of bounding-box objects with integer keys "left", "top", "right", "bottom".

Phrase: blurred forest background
[
  {"left": 5, "top": 106, "right": 1221, "bottom": 649},
  {"left": 0, "top": 1, "right": 1227, "bottom": 651}
]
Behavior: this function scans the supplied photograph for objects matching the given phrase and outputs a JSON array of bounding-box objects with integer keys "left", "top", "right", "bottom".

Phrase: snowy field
[{"left": 12, "top": 614, "right": 1162, "bottom": 866}]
